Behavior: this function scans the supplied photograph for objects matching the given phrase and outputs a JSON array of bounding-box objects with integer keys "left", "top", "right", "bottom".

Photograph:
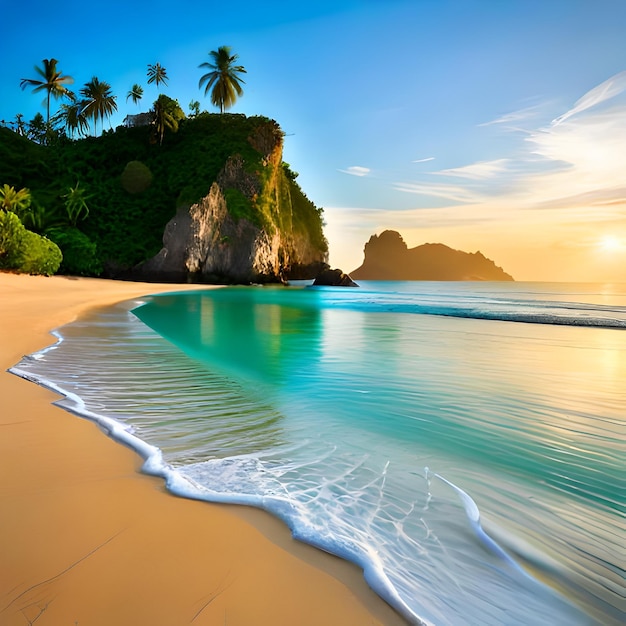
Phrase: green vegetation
[
  {"left": 127, "top": 84, "right": 144, "bottom": 105},
  {"left": 0, "top": 112, "right": 327, "bottom": 278},
  {"left": 0, "top": 206, "right": 62, "bottom": 275},
  {"left": 152, "top": 95, "right": 186, "bottom": 145},
  {"left": 80, "top": 77, "right": 118, "bottom": 136},
  {"left": 199, "top": 46, "right": 246, "bottom": 113},
  {"left": 2, "top": 50, "right": 327, "bottom": 280},
  {"left": 147, "top": 63, "right": 168, "bottom": 89},
  {"left": 20, "top": 59, "right": 74, "bottom": 126}
]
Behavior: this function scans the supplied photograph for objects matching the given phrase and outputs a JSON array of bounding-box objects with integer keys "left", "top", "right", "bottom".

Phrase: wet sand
[{"left": 0, "top": 273, "right": 407, "bottom": 626}]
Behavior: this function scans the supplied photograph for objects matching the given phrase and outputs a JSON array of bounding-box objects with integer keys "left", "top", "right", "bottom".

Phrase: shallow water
[{"left": 12, "top": 281, "right": 626, "bottom": 625}]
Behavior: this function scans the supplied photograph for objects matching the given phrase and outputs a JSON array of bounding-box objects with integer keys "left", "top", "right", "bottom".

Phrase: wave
[
  {"left": 10, "top": 351, "right": 426, "bottom": 624},
  {"left": 10, "top": 295, "right": 617, "bottom": 625},
  {"left": 313, "top": 287, "right": 626, "bottom": 329},
  {"left": 10, "top": 349, "right": 590, "bottom": 626}
]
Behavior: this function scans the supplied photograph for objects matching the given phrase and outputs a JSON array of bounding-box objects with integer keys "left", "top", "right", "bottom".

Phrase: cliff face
[
  {"left": 136, "top": 119, "right": 328, "bottom": 283},
  {"left": 351, "top": 230, "right": 514, "bottom": 281},
  {"left": 0, "top": 115, "right": 328, "bottom": 282}
]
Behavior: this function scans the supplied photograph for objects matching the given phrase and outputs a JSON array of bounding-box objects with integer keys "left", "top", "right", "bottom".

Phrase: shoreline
[{"left": 0, "top": 273, "right": 407, "bottom": 626}]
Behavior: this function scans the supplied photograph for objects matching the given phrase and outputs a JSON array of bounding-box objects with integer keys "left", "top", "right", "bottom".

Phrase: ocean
[{"left": 12, "top": 281, "right": 625, "bottom": 625}]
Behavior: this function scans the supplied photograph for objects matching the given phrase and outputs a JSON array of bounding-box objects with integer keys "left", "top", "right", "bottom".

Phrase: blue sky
[{"left": 4, "top": 0, "right": 626, "bottom": 281}]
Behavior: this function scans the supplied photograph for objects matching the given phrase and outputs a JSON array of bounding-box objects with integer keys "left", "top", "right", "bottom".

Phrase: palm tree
[
  {"left": 80, "top": 77, "right": 118, "bottom": 136},
  {"left": 127, "top": 83, "right": 144, "bottom": 105},
  {"left": 147, "top": 63, "right": 168, "bottom": 89},
  {"left": 151, "top": 94, "right": 185, "bottom": 145},
  {"left": 20, "top": 59, "right": 74, "bottom": 124},
  {"left": 188, "top": 100, "right": 200, "bottom": 116},
  {"left": 53, "top": 102, "right": 89, "bottom": 138},
  {"left": 198, "top": 46, "right": 246, "bottom": 113},
  {"left": 27, "top": 113, "right": 47, "bottom": 143}
]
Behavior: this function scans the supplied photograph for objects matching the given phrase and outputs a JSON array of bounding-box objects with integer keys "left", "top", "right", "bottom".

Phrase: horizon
[{"left": 3, "top": 0, "right": 625, "bottom": 283}]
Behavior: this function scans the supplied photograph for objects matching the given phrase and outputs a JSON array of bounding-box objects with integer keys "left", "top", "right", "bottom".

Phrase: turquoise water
[{"left": 12, "top": 281, "right": 625, "bottom": 625}]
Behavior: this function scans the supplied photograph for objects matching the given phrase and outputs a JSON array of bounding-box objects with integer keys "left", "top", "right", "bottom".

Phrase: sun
[{"left": 599, "top": 235, "right": 622, "bottom": 252}]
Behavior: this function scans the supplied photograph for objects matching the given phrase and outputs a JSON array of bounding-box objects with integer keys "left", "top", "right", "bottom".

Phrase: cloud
[
  {"left": 434, "top": 159, "right": 510, "bottom": 180},
  {"left": 531, "top": 187, "right": 626, "bottom": 211},
  {"left": 479, "top": 104, "right": 544, "bottom": 127},
  {"left": 523, "top": 101, "right": 626, "bottom": 208},
  {"left": 412, "top": 157, "right": 435, "bottom": 163},
  {"left": 329, "top": 73, "right": 626, "bottom": 281},
  {"left": 552, "top": 70, "right": 626, "bottom": 125},
  {"left": 393, "top": 73, "right": 626, "bottom": 217},
  {"left": 339, "top": 166, "right": 370, "bottom": 177},
  {"left": 393, "top": 182, "right": 485, "bottom": 204}
]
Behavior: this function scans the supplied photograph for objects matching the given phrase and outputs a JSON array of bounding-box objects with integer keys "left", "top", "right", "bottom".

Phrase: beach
[{"left": 0, "top": 272, "right": 407, "bottom": 626}]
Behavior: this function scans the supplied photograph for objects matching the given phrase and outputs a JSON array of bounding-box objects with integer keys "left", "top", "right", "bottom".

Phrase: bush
[
  {"left": 18, "top": 230, "right": 62, "bottom": 275},
  {"left": 47, "top": 227, "right": 102, "bottom": 276},
  {"left": 0, "top": 210, "right": 62, "bottom": 275},
  {"left": 121, "top": 160, "right": 153, "bottom": 194},
  {"left": 0, "top": 210, "right": 26, "bottom": 267}
]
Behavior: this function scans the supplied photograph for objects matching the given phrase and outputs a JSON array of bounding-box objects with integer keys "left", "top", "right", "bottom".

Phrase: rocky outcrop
[
  {"left": 135, "top": 121, "right": 328, "bottom": 283},
  {"left": 312, "top": 268, "right": 359, "bottom": 287},
  {"left": 351, "top": 230, "right": 513, "bottom": 281}
]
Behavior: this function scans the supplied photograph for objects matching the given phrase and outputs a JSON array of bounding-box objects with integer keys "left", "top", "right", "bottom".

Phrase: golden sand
[{"left": 0, "top": 273, "right": 406, "bottom": 626}]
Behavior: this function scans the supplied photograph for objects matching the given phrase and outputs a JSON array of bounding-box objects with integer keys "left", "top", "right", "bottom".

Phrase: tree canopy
[
  {"left": 20, "top": 59, "right": 74, "bottom": 125},
  {"left": 80, "top": 77, "right": 118, "bottom": 136},
  {"left": 147, "top": 63, "right": 168, "bottom": 89},
  {"left": 198, "top": 46, "right": 246, "bottom": 113},
  {"left": 127, "top": 84, "right": 144, "bottom": 105}
]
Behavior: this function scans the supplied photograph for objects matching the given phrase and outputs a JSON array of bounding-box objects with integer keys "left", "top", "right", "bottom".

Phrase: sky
[{"left": 3, "top": 0, "right": 625, "bottom": 282}]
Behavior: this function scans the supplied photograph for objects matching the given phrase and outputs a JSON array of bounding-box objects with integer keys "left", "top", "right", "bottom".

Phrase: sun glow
[{"left": 599, "top": 235, "right": 623, "bottom": 252}]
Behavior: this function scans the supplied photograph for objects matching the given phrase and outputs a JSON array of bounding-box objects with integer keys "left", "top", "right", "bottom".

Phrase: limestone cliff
[
  {"left": 0, "top": 115, "right": 328, "bottom": 282},
  {"left": 351, "top": 230, "right": 514, "bottom": 281},
  {"left": 136, "top": 119, "right": 328, "bottom": 283}
]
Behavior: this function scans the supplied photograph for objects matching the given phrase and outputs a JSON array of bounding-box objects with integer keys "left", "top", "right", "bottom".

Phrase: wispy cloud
[
  {"left": 552, "top": 70, "right": 626, "bottom": 125},
  {"left": 393, "top": 182, "right": 485, "bottom": 204},
  {"left": 434, "top": 159, "right": 510, "bottom": 180},
  {"left": 339, "top": 165, "right": 371, "bottom": 177},
  {"left": 328, "top": 73, "right": 626, "bottom": 281},
  {"left": 480, "top": 104, "right": 544, "bottom": 127},
  {"left": 392, "top": 72, "right": 626, "bottom": 215},
  {"left": 531, "top": 187, "right": 626, "bottom": 211},
  {"left": 412, "top": 156, "right": 435, "bottom": 163}
]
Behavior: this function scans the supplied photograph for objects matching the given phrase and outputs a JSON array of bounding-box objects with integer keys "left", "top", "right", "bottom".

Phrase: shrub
[
  {"left": 121, "top": 160, "right": 153, "bottom": 194},
  {"left": 47, "top": 227, "right": 102, "bottom": 276},
  {"left": 0, "top": 210, "right": 62, "bottom": 275},
  {"left": 0, "top": 210, "right": 26, "bottom": 267},
  {"left": 18, "top": 230, "right": 62, "bottom": 275}
]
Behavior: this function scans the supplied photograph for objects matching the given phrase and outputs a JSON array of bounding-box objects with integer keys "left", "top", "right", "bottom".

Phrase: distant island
[{"left": 351, "top": 230, "right": 514, "bottom": 281}]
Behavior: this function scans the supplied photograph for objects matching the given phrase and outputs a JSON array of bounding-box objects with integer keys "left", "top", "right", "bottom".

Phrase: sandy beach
[{"left": 0, "top": 272, "right": 406, "bottom": 626}]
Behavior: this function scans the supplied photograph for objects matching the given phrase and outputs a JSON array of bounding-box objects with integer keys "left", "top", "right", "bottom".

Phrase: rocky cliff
[
  {"left": 351, "top": 230, "right": 513, "bottom": 281},
  {"left": 0, "top": 114, "right": 328, "bottom": 282},
  {"left": 136, "top": 118, "right": 327, "bottom": 283}
]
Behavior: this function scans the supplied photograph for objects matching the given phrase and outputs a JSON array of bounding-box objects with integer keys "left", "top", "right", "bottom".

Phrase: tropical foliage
[
  {"left": 53, "top": 102, "right": 89, "bottom": 138},
  {"left": 62, "top": 182, "right": 91, "bottom": 226},
  {"left": 20, "top": 59, "right": 74, "bottom": 125},
  {"left": 0, "top": 209, "right": 62, "bottom": 275},
  {"left": 198, "top": 46, "right": 246, "bottom": 113},
  {"left": 2, "top": 51, "right": 327, "bottom": 279},
  {"left": 0, "top": 184, "right": 31, "bottom": 215},
  {"left": 127, "top": 84, "right": 144, "bottom": 105},
  {"left": 46, "top": 226, "right": 101, "bottom": 275},
  {"left": 147, "top": 63, "right": 168, "bottom": 89},
  {"left": 151, "top": 95, "right": 185, "bottom": 145},
  {"left": 80, "top": 77, "right": 118, "bottom": 136}
]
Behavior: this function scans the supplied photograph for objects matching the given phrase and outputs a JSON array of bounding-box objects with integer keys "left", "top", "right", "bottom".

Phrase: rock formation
[
  {"left": 136, "top": 120, "right": 328, "bottom": 283},
  {"left": 312, "top": 268, "right": 359, "bottom": 287},
  {"left": 351, "top": 230, "right": 513, "bottom": 281}
]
